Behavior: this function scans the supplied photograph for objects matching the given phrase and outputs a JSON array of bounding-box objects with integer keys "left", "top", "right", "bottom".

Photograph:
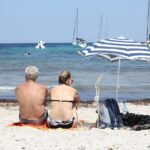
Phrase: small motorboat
[{"left": 35, "top": 40, "right": 46, "bottom": 49}]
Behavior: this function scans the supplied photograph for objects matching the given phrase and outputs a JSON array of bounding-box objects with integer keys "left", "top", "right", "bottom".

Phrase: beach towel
[
  {"left": 8, "top": 122, "right": 48, "bottom": 130},
  {"left": 8, "top": 120, "right": 95, "bottom": 130}
]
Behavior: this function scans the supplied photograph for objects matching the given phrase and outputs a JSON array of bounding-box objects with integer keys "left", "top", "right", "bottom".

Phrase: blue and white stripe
[{"left": 79, "top": 36, "right": 150, "bottom": 62}]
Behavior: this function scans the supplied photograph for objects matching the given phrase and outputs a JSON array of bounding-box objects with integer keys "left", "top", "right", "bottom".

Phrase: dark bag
[
  {"left": 97, "top": 98, "right": 123, "bottom": 129},
  {"left": 122, "top": 113, "right": 150, "bottom": 130}
]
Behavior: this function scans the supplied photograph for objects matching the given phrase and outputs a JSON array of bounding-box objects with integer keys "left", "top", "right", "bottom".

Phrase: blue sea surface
[{"left": 0, "top": 43, "right": 150, "bottom": 101}]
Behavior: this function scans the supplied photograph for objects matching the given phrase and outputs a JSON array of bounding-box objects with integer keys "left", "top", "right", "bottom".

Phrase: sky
[{"left": 0, "top": 0, "right": 149, "bottom": 43}]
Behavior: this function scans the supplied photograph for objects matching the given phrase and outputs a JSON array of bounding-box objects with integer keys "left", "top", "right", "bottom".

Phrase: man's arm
[
  {"left": 43, "top": 86, "right": 50, "bottom": 106},
  {"left": 15, "top": 86, "right": 20, "bottom": 102},
  {"left": 45, "top": 87, "right": 50, "bottom": 99}
]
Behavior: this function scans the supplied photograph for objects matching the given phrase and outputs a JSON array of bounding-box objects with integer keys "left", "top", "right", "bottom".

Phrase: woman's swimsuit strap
[{"left": 50, "top": 100, "right": 73, "bottom": 103}]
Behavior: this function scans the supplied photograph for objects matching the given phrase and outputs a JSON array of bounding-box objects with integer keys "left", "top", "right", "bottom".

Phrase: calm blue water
[{"left": 0, "top": 43, "right": 150, "bottom": 101}]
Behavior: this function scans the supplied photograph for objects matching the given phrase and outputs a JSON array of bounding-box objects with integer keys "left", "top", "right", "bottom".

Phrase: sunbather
[
  {"left": 47, "top": 70, "right": 80, "bottom": 128},
  {"left": 15, "top": 66, "right": 49, "bottom": 125}
]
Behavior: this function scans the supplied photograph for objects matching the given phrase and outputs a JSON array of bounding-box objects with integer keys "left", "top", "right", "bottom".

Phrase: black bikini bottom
[{"left": 47, "top": 116, "right": 75, "bottom": 129}]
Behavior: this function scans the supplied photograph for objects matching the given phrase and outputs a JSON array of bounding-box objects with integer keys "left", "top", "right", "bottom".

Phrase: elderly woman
[{"left": 47, "top": 70, "right": 80, "bottom": 128}]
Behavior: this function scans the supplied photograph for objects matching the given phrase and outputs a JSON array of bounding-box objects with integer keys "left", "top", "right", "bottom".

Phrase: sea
[{"left": 0, "top": 43, "right": 150, "bottom": 102}]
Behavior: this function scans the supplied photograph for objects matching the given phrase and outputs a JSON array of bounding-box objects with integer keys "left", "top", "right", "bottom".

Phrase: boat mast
[
  {"left": 105, "top": 17, "right": 109, "bottom": 39},
  {"left": 98, "top": 15, "right": 103, "bottom": 41},
  {"left": 146, "top": 0, "right": 150, "bottom": 41},
  {"left": 76, "top": 8, "right": 79, "bottom": 38},
  {"left": 72, "top": 8, "right": 78, "bottom": 42}
]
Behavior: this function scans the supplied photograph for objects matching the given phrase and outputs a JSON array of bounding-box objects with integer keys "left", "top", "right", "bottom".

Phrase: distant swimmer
[
  {"left": 24, "top": 52, "right": 31, "bottom": 56},
  {"left": 27, "top": 52, "right": 31, "bottom": 55}
]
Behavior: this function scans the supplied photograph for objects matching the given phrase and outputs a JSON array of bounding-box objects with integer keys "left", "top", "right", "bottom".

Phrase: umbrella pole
[
  {"left": 94, "top": 75, "right": 102, "bottom": 127},
  {"left": 116, "top": 58, "right": 121, "bottom": 101},
  {"left": 97, "top": 75, "right": 100, "bottom": 128}
]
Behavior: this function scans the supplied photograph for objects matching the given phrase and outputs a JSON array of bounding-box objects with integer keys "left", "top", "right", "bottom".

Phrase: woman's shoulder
[{"left": 49, "top": 85, "right": 59, "bottom": 90}]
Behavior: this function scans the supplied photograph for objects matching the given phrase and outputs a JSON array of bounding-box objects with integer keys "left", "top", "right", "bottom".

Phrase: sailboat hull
[{"left": 72, "top": 41, "right": 87, "bottom": 48}]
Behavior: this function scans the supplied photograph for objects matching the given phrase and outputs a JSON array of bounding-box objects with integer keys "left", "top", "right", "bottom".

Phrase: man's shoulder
[
  {"left": 36, "top": 83, "right": 48, "bottom": 89},
  {"left": 16, "top": 83, "right": 25, "bottom": 89}
]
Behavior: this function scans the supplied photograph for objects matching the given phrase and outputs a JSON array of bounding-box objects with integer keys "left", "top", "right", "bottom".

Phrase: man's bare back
[{"left": 15, "top": 66, "right": 48, "bottom": 124}]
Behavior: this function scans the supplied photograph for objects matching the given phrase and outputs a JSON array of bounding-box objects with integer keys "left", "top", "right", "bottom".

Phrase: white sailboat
[
  {"left": 72, "top": 8, "right": 87, "bottom": 48},
  {"left": 35, "top": 40, "right": 45, "bottom": 49}
]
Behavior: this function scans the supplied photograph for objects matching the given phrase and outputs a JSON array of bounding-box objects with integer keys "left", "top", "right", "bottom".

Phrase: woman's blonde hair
[{"left": 58, "top": 70, "right": 71, "bottom": 84}]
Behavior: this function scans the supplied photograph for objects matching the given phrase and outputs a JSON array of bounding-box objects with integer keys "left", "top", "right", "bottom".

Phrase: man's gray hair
[{"left": 25, "top": 66, "right": 39, "bottom": 80}]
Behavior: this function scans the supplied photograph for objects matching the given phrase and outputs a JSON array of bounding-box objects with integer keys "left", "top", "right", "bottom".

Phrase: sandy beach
[{"left": 0, "top": 101, "right": 149, "bottom": 150}]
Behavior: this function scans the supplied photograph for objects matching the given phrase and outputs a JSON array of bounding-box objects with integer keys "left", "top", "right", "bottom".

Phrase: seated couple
[{"left": 15, "top": 66, "right": 80, "bottom": 129}]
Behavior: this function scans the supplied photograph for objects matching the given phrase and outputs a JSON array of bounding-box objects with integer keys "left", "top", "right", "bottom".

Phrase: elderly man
[{"left": 15, "top": 66, "right": 49, "bottom": 125}]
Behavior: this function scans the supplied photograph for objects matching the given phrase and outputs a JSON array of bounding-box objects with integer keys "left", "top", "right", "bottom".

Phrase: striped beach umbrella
[
  {"left": 78, "top": 36, "right": 150, "bottom": 101},
  {"left": 79, "top": 36, "right": 150, "bottom": 62}
]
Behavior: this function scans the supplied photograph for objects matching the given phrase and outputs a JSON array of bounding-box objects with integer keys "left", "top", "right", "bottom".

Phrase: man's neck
[{"left": 26, "top": 79, "right": 35, "bottom": 83}]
